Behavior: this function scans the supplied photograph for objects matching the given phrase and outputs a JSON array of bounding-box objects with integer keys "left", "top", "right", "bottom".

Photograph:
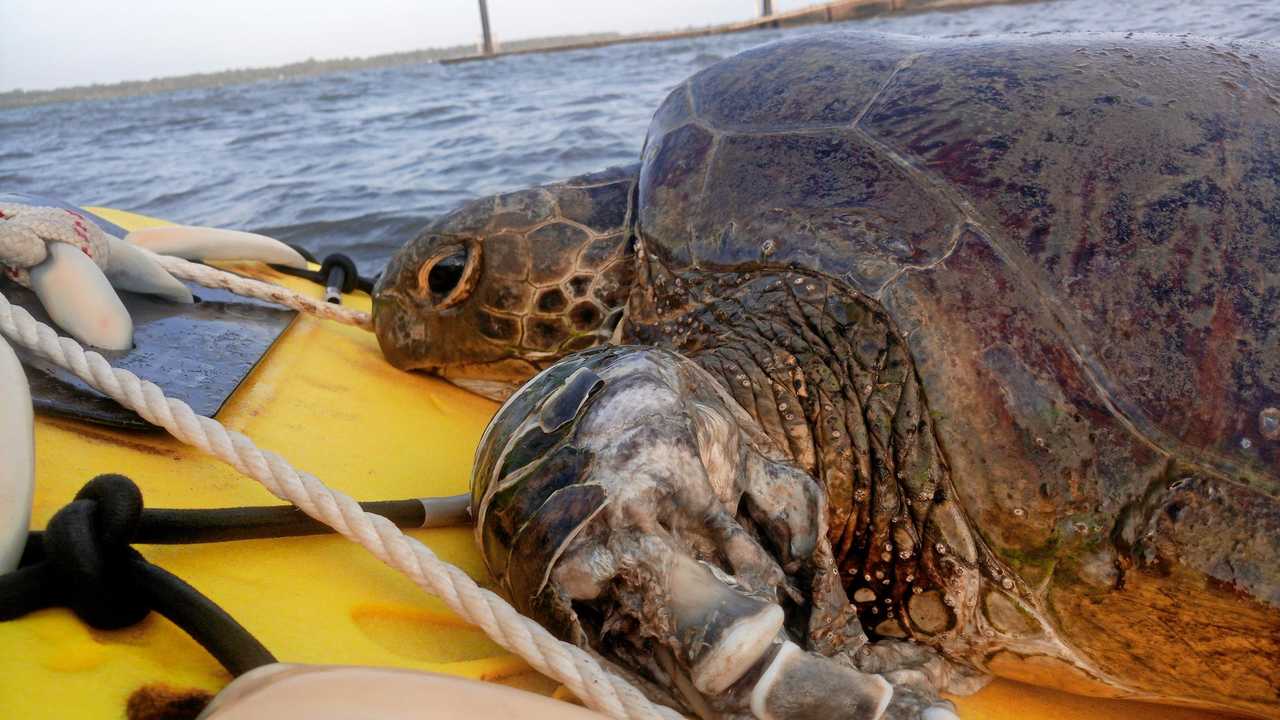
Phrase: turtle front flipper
[{"left": 472, "top": 346, "right": 962, "bottom": 719}]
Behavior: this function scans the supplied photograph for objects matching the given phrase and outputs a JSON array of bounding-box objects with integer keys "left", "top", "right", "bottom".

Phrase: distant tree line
[{"left": 0, "top": 32, "right": 621, "bottom": 110}]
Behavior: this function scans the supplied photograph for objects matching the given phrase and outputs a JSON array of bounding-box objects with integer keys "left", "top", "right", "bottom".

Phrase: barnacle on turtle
[{"left": 376, "top": 31, "right": 1280, "bottom": 720}]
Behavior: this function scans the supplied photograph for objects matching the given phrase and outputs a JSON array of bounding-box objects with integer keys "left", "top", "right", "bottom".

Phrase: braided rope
[
  {"left": 151, "top": 253, "right": 373, "bottom": 331},
  {"left": 0, "top": 204, "right": 109, "bottom": 286},
  {"left": 0, "top": 290, "right": 679, "bottom": 720}
]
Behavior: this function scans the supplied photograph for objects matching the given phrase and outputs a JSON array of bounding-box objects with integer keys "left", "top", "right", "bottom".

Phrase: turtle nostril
[{"left": 427, "top": 251, "right": 467, "bottom": 295}]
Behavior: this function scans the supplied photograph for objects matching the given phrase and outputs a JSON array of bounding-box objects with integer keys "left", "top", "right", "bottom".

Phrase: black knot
[
  {"left": 0, "top": 474, "right": 277, "bottom": 676},
  {"left": 43, "top": 474, "right": 149, "bottom": 629}
]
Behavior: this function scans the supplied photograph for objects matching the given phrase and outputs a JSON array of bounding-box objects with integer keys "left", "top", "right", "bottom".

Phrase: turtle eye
[
  {"left": 417, "top": 241, "right": 481, "bottom": 310},
  {"left": 428, "top": 250, "right": 466, "bottom": 294}
]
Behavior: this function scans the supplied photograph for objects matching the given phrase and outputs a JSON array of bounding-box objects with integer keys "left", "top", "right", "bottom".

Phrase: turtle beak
[
  {"left": 372, "top": 280, "right": 537, "bottom": 398},
  {"left": 373, "top": 240, "right": 431, "bottom": 371},
  {"left": 372, "top": 284, "right": 431, "bottom": 372},
  {"left": 440, "top": 376, "right": 523, "bottom": 402}
]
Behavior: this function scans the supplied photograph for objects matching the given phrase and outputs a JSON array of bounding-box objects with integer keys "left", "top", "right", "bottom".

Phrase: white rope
[
  {"left": 152, "top": 253, "right": 373, "bottom": 331},
  {"left": 0, "top": 204, "right": 110, "bottom": 286},
  {"left": 0, "top": 292, "right": 680, "bottom": 720}
]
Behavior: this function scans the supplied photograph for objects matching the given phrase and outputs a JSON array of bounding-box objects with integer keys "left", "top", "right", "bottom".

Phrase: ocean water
[{"left": 3, "top": 0, "right": 1279, "bottom": 275}]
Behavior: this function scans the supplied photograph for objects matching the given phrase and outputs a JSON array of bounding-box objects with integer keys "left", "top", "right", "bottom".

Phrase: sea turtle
[{"left": 373, "top": 32, "right": 1280, "bottom": 719}]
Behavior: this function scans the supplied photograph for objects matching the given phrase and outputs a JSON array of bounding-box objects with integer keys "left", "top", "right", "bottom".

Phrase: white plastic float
[
  {"left": 29, "top": 242, "right": 134, "bottom": 350},
  {"left": 126, "top": 226, "right": 309, "bottom": 268},
  {"left": 0, "top": 334, "right": 34, "bottom": 572}
]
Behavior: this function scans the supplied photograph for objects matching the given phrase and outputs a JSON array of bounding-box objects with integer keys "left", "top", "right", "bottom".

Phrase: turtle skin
[{"left": 629, "top": 31, "right": 1280, "bottom": 715}]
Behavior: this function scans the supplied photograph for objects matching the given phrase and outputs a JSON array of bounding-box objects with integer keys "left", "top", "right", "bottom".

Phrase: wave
[
  {"left": 226, "top": 129, "right": 291, "bottom": 147},
  {"left": 254, "top": 210, "right": 433, "bottom": 274},
  {"left": 565, "top": 92, "right": 626, "bottom": 107}
]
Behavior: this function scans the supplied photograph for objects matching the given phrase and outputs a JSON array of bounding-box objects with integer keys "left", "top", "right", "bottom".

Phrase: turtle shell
[
  {"left": 637, "top": 30, "right": 1280, "bottom": 502},
  {"left": 636, "top": 32, "right": 1280, "bottom": 702}
]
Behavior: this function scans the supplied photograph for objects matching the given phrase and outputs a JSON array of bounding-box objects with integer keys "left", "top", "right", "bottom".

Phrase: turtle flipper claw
[
  {"left": 751, "top": 641, "right": 893, "bottom": 720},
  {"left": 879, "top": 693, "right": 958, "bottom": 720},
  {"left": 922, "top": 705, "right": 960, "bottom": 720}
]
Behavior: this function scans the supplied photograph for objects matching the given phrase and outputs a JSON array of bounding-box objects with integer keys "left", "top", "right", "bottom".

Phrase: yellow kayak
[{"left": 0, "top": 208, "right": 1233, "bottom": 720}]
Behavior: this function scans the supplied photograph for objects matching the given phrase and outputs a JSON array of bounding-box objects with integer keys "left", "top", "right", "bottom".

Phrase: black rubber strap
[
  {"left": 0, "top": 476, "right": 463, "bottom": 677},
  {"left": 0, "top": 563, "right": 58, "bottom": 620},
  {"left": 270, "top": 248, "right": 378, "bottom": 294},
  {"left": 0, "top": 475, "right": 276, "bottom": 676},
  {"left": 130, "top": 557, "right": 275, "bottom": 677},
  {"left": 321, "top": 254, "right": 359, "bottom": 295},
  {"left": 23, "top": 498, "right": 446, "bottom": 546},
  {"left": 133, "top": 499, "right": 427, "bottom": 544}
]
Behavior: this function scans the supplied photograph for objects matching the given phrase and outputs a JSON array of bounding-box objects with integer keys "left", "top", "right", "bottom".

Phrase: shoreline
[
  {"left": 443, "top": 0, "right": 1037, "bottom": 65},
  {"left": 0, "top": 33, "right": 620, "bottom": 111},
  {"left": 1, "top": 0, "right": 1036, "bottom": 111}
]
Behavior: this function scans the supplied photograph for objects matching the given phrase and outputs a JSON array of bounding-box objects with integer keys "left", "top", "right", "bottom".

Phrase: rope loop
[
  {"left": 271, "top": 250, "right": 379, "bottom": 295},
  {"left": 0, "top": 203, "right": 110, "bottom": 286},
  {"left": 320, "top": 253, "right": 360, "bottom": 294}
]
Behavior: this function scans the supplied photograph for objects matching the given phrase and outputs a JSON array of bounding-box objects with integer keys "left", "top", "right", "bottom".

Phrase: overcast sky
[{"left": 1, "top": 0, "right": 816, "bottom": 92}]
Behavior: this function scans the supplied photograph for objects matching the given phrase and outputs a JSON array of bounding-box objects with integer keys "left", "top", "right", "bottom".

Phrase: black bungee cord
[
  {"left": 269, "top": 245, "right": 381, "bottom": 301},
  {"left": 0, "top": 474, "right": 470, "bottom": 679}
]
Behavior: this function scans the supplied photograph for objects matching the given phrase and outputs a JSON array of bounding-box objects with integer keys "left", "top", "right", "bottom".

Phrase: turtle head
[{"left": 374, "top": 165, "right": 638, "bottom": 400}]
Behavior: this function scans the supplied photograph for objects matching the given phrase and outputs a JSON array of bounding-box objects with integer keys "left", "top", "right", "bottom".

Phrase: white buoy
[
  {"left": 0, "top": 335, "right": 34, "bottom": 572},
  {"left": 28, "top": 242, "right": 133, "bottom": 351},
  {"left": 126, "top": 226, "right": 309, "bottom": 269}
]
